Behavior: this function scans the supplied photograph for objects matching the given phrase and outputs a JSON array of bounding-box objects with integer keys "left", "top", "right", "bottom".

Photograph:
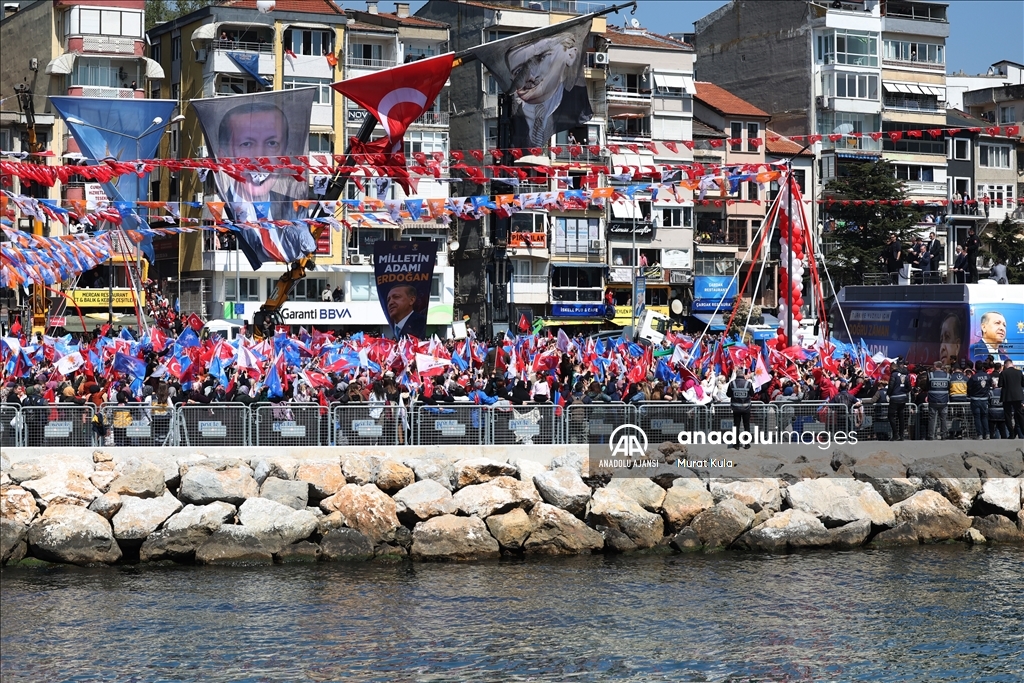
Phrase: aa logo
[{"left": 608, "top": 424, "right": 648, "bottom": 459}]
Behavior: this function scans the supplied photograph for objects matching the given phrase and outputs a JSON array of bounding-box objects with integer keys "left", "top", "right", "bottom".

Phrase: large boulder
[
  {"left": 785, "top": 479, "right": 895, "bottom": 528},
  {"left": 891, "top": 490, "right": 972, "bottom": 543},
  {"left": 237, "top": 497, "right": 318, "bottom": 553},
  {"left": 605, "top": 478, "right": 667, "bottom": 513},
  {"left": 403, "top": 457, "right": 457, "bottom": 491},
  {"left": 977, "top": 478, "right": 1021, "bottom": 516},
  {"left": 295, "top": 461, "right": 346, "bottom": 499},
  {"left": 393, "top": 479, "right": 456, "bottom": 524},
  {"left": 523, "top": 503, "right": 604, "bottom": 555},
  {"left": 452, "top": 476, "right": 540, "bottom": 518},
  {"left": 453, "top": 457, "right": 517, "bottom": 488},
  {"left": 851, "top": 451, "right": 920, "bottom": 505},
  {"left": 971, "top": 515, "right": 1024, "bottom": 544},
  {"left": 870, "top": 521, "right": 919, "bottom": 547},
  {"left": 486, "top": 508, "right": 534, "bottom": 551},
  {"left": 259, "top": 477, "right": 309, "bottom": 511},
  {"left": 710, "top": 479, "right": 781, "bottom": 513},
  {"left": 963, "top": 452, "right": 1024, "bottom": 479},
  {"left": 411, "top": 514, "right": 500, "bottom": 561},
  {"left": 320, "top": 528, "right": 374, "bottom": 561},
  {"left": 320, "top": 483, "right": 400, "bottom": 544},
  {"left": 587, "top": 488, "right": 664, "bottom": 549},
  {"left": 906, "top": 456, "right": 982, "bottom": 512},
  {"left": 1, "top": 519, "right": 28, "bottom": 565},
  {"left": 734, "top": 509, "right": 831, "bottom": 552},
  {"left": 178, "top": 461, "right": 258, "bottom": 506},
  {"left": 140, "top": 527, "right": 213, "bottom": 563},
  {"left": 111, "top": 491, "right": 182, "bottom": 541},
  {"left": 251, "top": 459, "right": 295, "bottom": 486},
  {"left": 375, "top": 460, "right": 415, "bottom": 494},
  {"left": 662, "top": 479, "right": 715, "bottom": 532},
  {"left": 511, "top": 458, "right": 548, "bottom": 485},
  {"left": 829, "top": 519, "right": 873, "bottom": 549},
  {"left": 533, "top": 467, "right": 592, "bottom": 515},
  {"left": 107, "top": 457, "right": 166, "bottom": 499},
  {"left": 88, "top": 492, "right": 122, "bottom": 521},
  {"left": 689, "top": 498, "right": 755, "bottom": 549},
  {"left": 341, "top": 455, "right": 383, "bottom": 487},
  {"left": 1, "top": 484, "right": 39, "bottom": 525},
  {"left": 194, "top": 526, "right": 273, "bottom": 565},
  {"left": 27, "top": 504, "right": 121, "bottom": 565},
  {"left": 163, "top": 502, "right": 236, "bottom": 533},
  {"left": 276, "top": 541, "right": 320, "bottom": 563},
  {"left": 21, "top": 470, "right": 100, "bottom": 509}
]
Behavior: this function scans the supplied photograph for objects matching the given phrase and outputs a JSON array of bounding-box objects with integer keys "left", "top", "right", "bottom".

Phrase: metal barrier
[
  {"left": 854, "top": 403, "right": 917, "bottom": 441},
  {"left": 332, "top": 402, "right": 407, "bottom": 447},
  {"left": 101, "top": 402, "right": 178, "bottom": 447},
  {"left": 636, "top": 402, "right": 707, "bottom": 443},
  {"left": 21, "top": 404, "right": 95, "bottom": 448},
  {"left": 254, "top": 403, "right": 323, "bottom": 447},
  {"left": 1, "top": 405, "right": 22, "bottom": 447},
  {"left": 413, "top": 403, "right": 487, "bottom": 446},
  {"left": 773, "top": 401, "right": 850, "bottom": 437},
  {"left": 178, "top": 403, "right": 250, "bottom": 448},
  {"left": 937, "top": 402, "right": 980, "bottom": 440},
  {"left": 564, "top": 403, "right": 635, "bottom": 444},
  {"left": 491, "top": 403, "right": 562, "bottom": 445},
  {"left": 706, "top": 402, "right": 778, "bottom": 438}
]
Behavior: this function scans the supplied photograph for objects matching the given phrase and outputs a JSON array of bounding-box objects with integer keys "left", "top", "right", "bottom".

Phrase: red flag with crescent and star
[{"left": 331, "top": 54, "right": 454, "bottom": 145}]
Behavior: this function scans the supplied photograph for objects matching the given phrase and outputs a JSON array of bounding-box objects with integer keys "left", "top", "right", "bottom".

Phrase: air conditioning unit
[
  {"left": 350, "top": 254, "right": 365, "bottom": 265},
  {"left": 195, "top": 48, "right": 207, "bottom": 63},
  {"left": 816, "top": 95, "right": 830, "bottom": 110},
  {"left": 589, "top": 239, "right": 604, "bottom": 251},
  {"left": 594, "top": 52, "right": 609, "bottom": 65}
]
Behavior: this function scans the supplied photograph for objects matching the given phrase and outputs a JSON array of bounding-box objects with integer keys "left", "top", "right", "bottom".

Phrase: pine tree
[
  {"left": 982, "top": 216, "right": 1024, "bottom": 284},
  {"left": 820, "top": 160, "right": 921, "bottom": 289}
]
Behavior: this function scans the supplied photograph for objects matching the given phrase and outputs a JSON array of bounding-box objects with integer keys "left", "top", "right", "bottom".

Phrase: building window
[
  {"left": 404, "top": 44, "right": 435, "bottom": 62},
  {"left": 150, "top": 42, "right": 161, "bottom": 62},
  {"left": 308, "top": 133, "right": 333, "bottom": 153},
  {"left": 347, "top": 43, "right": 385, "bottom": 68},
  {"left": 746, "top": 122, "right": 760, "bottom": 152},
  {"left": 283, "top": 77, "right": 333, "bottom": 104},
  {"left": 977, "top": 184, "right": 1014, "bottom": 208},
  {"left": 747, "top": 179, "right": 759, "bottom": 201},
  {"left": 225, "top": 277, "right": 260, "bottom": 302},
  {"left": 171, "top": 36, "right": 181, "bottom": 62},
  {"left": 820, "top": 29, "right": 878, "bottom": 67},
  {"left": 170, "top": 82, "right": 180, "bottom": 101},
  {"left": 551, "top": 266, "right": 603, "bottom": 302},
  {"left": 727, "top": 220, "right": 748, "bottom": 248},
  {"left": 999, "top": 106, "right": 1016, "bottom": 124},
  {"left": 882, "top": 122, "right": 944, "bottom": 154},
  {"left": 405, "top": 130, "right": 448, "bottom": 156},
  {"left": 893, "top": 164, "right": 935, "bottom": 182},
  {"left": 979, "top": 144, "right": 1011, "bottom": 168},
  {"left": 828, "top": 72, "right": 878, "bottom": 100},
  {"left": 692, "top": 254, "right": 736, "bottom": 276},
  {"left": 883, "top": 39, "right": 944, "bottom": 65},
  {"left": 730, "top": 121, "right": 743, "bottom": 152},
  {"left": 285, "top": 29, "right": 334, "bottom": 57},
  {"left": 660, "top": 207, "right": 691, "bottom": 227},
  {"left": 611, "top": 248, "right": 633, "bottom": 266},
  {"left": 485, "top": 120, "right": 498, "bottom": 151},
  {"left": 273, "top": 277, "right": 328, "bottom": 302},
  {"left": 948, "top": 138, "right": 970, "bottom": 161},
  {"left": 349, "top": 273, "right": 377, "bottom": 301},
  {"left": 217, "top": 75, "right": 258, "bottom": 96},
  {"left": 553, "top": 217, "right": 600, "bottom": 256},
  {"left": 69, "top": 58, "right": 139, "bottom": 88}
]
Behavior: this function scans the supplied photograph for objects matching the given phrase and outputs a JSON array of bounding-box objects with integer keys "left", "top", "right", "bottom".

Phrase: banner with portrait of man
[
  {"left": 469, "top": 16, "right": 594, "bottom": 148},
  {"left": 373, "top": 241, "right": 436, "bottom": 339},
  {"left": 191, "top": 89, "right": 317, "bottom": 268}
]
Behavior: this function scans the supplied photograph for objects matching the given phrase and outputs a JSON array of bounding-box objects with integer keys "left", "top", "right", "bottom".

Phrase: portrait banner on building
[
  {"left": 191, "top": 89, "right": 317, "bottom": 268},
  {"left": 373, "top": 240, "right": 436, "bottom": 339},
  {"left": 468, "top": 16, "right": 594, "bottom": 148}
]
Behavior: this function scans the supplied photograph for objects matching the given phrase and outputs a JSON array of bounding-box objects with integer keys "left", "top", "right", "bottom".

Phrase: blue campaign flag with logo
[
  {"left": 226, "top": 53, "right": 271, "bottom": 88},
  {"left": 50, "top": 96, "right": 178, "bottom": 262}
]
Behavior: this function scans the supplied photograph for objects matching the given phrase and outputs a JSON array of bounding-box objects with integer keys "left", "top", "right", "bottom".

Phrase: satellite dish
[
  {"left": 832, "top": 123, "right": 855, "bottom": 136},
  {"left": 671, "top": 299, "right": 684, "bottom": 315},
  {"left": 630, "top": 18, "right": 641, "bottom": 28},
  {"left": 448, "top": 239, "right": 460, "bottom": 252}
]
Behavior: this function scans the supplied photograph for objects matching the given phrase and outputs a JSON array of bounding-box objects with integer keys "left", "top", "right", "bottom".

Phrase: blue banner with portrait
[
  {"left": 967, "top": 285, "right": 1024, "bottom": 363},
  {"left": 373, "top": 241, "right": 436, "bottom": 339}
]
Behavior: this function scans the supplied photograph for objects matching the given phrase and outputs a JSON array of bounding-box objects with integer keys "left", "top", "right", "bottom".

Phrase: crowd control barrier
[
  {"left": 1, "top": 405, "right": 22, "bottom": 448},
  {"left": 332, "top": 403, "right": 407, "bottom": 447},
  {"left": 177, "top": 403, "right": 250, "bottom": 448},
  {"left": 21, "top": 404, "right": 95, "bottom": 448},
  {"left": 254, "top": 403, "right": 324, "bottom": 448}
]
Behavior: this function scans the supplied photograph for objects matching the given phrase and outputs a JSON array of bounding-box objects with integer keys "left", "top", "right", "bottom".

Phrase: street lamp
[{"left": 64, "top": 114, "right": 183, "bottom": 327}]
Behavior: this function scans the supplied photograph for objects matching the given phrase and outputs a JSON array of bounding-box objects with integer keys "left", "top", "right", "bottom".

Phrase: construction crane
[{"left": 13, "top": 82, "right": 49, "bottom": 335}]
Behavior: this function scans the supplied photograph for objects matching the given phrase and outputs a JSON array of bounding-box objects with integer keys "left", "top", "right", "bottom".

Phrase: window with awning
[{"left": 652, "top": 73, "right": 695, "bottom": 96}]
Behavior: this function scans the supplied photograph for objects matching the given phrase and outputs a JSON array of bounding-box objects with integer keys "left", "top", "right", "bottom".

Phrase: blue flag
[{"left": 112, "top": 352, "right": 146, "bottom": 379}]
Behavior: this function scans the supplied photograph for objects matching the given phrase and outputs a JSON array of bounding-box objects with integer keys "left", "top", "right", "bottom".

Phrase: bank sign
[
  {"left": 278, "top": 301, "right": 388, "bottom": 324},
  {"left": 692, "top": 276, "right": 737, "bottom": 312}
]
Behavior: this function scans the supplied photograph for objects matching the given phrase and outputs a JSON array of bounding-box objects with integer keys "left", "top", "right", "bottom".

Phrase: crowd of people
[{"left": 3, "top": 295, "right": 1022, "bottom": 445}]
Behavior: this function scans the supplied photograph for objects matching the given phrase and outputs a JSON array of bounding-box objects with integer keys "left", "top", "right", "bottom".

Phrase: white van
[{"left": 202, "top": 319, "right": 243, "bottom": 341}]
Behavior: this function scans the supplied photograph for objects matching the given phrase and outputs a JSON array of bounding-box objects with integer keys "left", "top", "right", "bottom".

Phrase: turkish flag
[
  {"left": 332, "top": 54, "right": 454, "bottom": 144},
  {"left": 187, "top": 313, "right": 204, "bottom": 332}
]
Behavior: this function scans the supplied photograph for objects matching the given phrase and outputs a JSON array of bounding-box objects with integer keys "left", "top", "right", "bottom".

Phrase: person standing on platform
[
  {"left": 966, "top": 365, "right": 992, "bottom": 439},
  {"left": 887, "top": 363, "right": 912, "bottom": 441},
  {"left": 926, "top": 361, "right": 950, "bottom": 440}
]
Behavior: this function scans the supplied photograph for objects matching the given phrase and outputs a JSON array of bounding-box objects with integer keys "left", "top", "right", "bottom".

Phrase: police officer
[
  {"left": 988, "top": 376, "right": 1008, "bottom": 439},
  {"left": 887, "top": 362, "right": 912, "bottom": 441},
  {"left": 926, "top": 361, "right": 950, "bottom": 440},
  {"left": 966, "top": 366, "right": 991, "bottom": 439},
  {"left": 948, "top": 359, "right": 969, "bottom": 403},
  {"left": 727, "top": 370, "right": 752, "bottom": 449}
]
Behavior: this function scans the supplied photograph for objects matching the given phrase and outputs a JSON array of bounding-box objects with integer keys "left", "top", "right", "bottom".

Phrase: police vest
[
  {"left": 949, "top": 371, "right": 968, "bottom": 399},
  {"left": 989, "top": 388, "right": 1004, "bottom": 419},
  {"left": 927, "top": 371, "right": 949, "bottom": 404},
  {"left": 731, "top": 379, "right": 751, "bottom": 411},
  {"left": 890, "top": 372, "right": 909, "bottom": 400}
]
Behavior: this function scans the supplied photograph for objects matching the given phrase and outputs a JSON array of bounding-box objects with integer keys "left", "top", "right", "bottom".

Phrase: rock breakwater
[{"left": 1, "top": 445, "right": 1022, "bottom": 566}]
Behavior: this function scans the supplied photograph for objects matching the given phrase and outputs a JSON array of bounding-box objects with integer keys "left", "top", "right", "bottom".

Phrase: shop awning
[
  {"left": 143, "top": 57, "right": 165, "bottom": 80},
  {"left": 690, "top": 313, "right": 726, "bottom": 331},
  {"left": 191, "top": 22, "right": 222, "bottom": 42},
  {"left": 45, "top": 53, "right": 77, "bottom": 75},
  {"left": 652, "top": 73, "right": 696, "bottom": 94}
]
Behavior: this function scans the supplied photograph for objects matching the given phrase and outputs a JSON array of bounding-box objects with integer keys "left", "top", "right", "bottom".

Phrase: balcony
[
  {"left": 511, "top": 275, "right": 549, "bottom": 304},
  {"left": 820, "top": 136, "right": 883, "bottom": 152},
  {"left": 67, "top": 36, "right": 142, "bottom": 55},
  {"left": 67, "top": 86, "right": 142, "bottom": 99},
  {"left": 883, "top": 96, "right": 942, "bottom": 113},
  {"left": 904, "top": 181, "right": 946, "bottom": 197},
  {"left": 212, "top": 39, "right": 272, "bottom": 54},
  {"left": 412, "top": 111, "right": 449, "bottom": 127},
  {"left": 346, "top": 57, "right": 396, "bottom": 70},
  {"left": 210, "top": 49, "right": 275, "bottom": 79},
  {"left": 882, "top": 58, "right": 944, "bottom": 72}
]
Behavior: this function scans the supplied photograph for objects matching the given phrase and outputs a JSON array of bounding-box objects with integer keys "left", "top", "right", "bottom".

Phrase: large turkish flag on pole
[{"left": 332, "top": 54, "right": 454, "bottom": 144}]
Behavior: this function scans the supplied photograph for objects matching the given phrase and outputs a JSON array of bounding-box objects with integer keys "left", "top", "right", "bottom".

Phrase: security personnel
[
  {"left": 727, "top": 370, "right": 752, "bottom": 449},
  {"left": 887, "top": 363, "right": 912, "bottom": 441},
  {"left": 948, "top": 360, "right": 969, "bottom": 402},
  {"left": 926, "top": 361, "right": 950, "bottom": 440},
  {"left": 988, "top": 377, "right": 1008, "bottom": 439},
  {"left": 966, "top": 366, "right": 991, "bottom": 439}
]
